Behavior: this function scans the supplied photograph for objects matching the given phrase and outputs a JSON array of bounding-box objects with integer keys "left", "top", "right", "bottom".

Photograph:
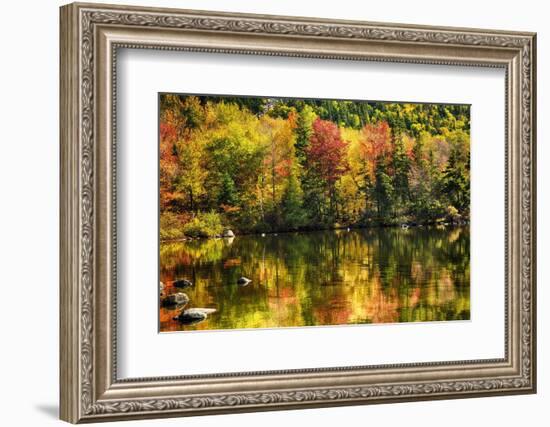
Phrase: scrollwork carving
[{"left": 77, "top": 8, "right": 534, "bottom": 417}]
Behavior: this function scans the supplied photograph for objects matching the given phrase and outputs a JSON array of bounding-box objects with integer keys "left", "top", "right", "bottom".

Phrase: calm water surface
[{"left": 159, "top": 226, "right": 470, "bottom": 332}]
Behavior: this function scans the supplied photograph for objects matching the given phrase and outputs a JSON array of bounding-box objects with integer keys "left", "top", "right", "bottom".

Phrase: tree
[
  {"left": 200, "top": 101, "right": 267, "bottom": 215},
  {"left": 294, "top": 105, "right": 317, "bottom": 164},
  {"left": 159, "top": 95, "right": 209, "bottom": 213},
  {"left": 281, "top": 171, "right": 306, "bottom": 230},
  {"left": 441, "top": 154, "right": 469, "bottom": 212},
  {"left": 306, "top": 118, "right": 348, "bottom": 222},
  {"left": 174, "top": 137, "right": 206, "bottom": 212},
  {"left": 340, "top": 127, "right": 366, "bottom": 223},
  {"left": 259, "top": 116, "right": 297, "bottom": 228},
  {"left": 159, "top": 120, "right": 180, "bottom": 210},
  {"left": 218, "top": 172, "right": 240, "bottom": 206},
  {"left": 374, "top": 159, "right": 394, "bottom": 218},
  {"left": 408, "top": 132, "right": 449, "bottom": 221},
  {"left": 391, "top": 135, "right": 411, "bottom": 212},
  {"left": 356, "top": 121, "right": 393, "bottom": 218}
]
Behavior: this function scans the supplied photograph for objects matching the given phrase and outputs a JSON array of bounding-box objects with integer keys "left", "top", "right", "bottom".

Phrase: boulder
[
  {"left": 223, "top": 229, "right": 235, "bottom": 238},
  {"left": 175, "top": 308, "right": 216, "bottom": 325},
  {"left": 237, "top": 277, "right": 252, "bottom": 286},
  {"left": 188, "top": 308, "right": 217, "bottom": 315},
  {"left": 161, "top": 292, "right": 189, "bottom": 307},
  {"left": 173, "top": 278, "right": 193, "bottom": 288}
]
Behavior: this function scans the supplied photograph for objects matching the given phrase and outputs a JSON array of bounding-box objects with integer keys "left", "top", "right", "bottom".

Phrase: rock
[
  {"left": 223, "top": 229, "right": 235, "bottom": 238},
  {"left": 400, "top": 224, "right": 410, "bottom": 229},
  {"left": 161, "top": 292, "right": 189, "bottom": 307},
  {"left": 173, "top": 278, "right": 193, "bottom": 288},
  {"left": 189, "top": 307, "right": 217, "bottom": 315},
  {"left": 175, "top": 310, "right": 206, "bottom": 324},
  {"left": 175, "top": 308, "right": 216, "bottom": 325},
  {"left": 237, "top": 277, "right": 252, "bottom": 286}
]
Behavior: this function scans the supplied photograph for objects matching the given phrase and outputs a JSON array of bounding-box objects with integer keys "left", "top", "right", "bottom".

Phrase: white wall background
[{"left": 0, "top": 0, "right": 546, "bottom": 425}]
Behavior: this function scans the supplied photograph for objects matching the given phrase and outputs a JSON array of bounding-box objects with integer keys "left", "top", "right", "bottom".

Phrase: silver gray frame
[{"left": 60, "top": 2, "right": 536, "bottom": 423}]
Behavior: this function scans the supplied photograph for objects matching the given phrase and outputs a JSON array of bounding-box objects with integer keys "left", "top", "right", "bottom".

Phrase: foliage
[
  {"left": 160, "top": 211, "right": 187, "bottom": 240},
  {"left": 280, "top": 171, "right": 307, "bottom": 229},
  {"left": 305, "top": 118, "right": 348, "bottom": 223},
  {"left": 182, "top": 211, "right": 224, "bottom": 238},
  {"left": 159, "top": 94, "right": 470, "bottom": 239}
]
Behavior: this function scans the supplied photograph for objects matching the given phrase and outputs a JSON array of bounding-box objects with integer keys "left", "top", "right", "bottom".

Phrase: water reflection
[{"left": 159, "top": 226, "right": 470, "bottom": 332}]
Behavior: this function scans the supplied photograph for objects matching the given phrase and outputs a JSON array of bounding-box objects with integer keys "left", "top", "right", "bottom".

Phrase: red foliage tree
[
  {"left": 159, "top": 121, "right": 180, "bottom": 210},
  {"left": 358, "top": 121, "right": 393, "bottom": 179},
  {"left": 307, "top": 118, "right": 348, "bottom": 185},
  {"left": 306, "top": 118, "right": 348, "bottom": 218}
]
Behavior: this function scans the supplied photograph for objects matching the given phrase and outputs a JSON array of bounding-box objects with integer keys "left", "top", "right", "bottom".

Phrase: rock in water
[
  {"left": 161, "top": 292, "right": 189, "bottom": 307},
  {"left": 223, "top": 229, "right": 235, "bottom": 238},
  {"left": 237, "top": 277, "right": 252, "bottom": 286},
  {"left": 176, "top": 310, "right": 206, "bottom": 324},
  {"left": 189, "top": 308, "right": 217, "bottom": 315},
  {"left": 175, "top": 308, "right": 216, "bottom": 325},
  {"left": 173, "top": 278, "right": 193, "bottom": 288}
]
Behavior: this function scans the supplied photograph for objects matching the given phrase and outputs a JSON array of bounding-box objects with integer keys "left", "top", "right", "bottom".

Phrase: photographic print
[{"left": 159, "top": 94, "right": 470, "bottom": 332}]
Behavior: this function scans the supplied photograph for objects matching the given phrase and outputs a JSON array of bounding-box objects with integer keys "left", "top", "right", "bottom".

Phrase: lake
[{"left": 159, "top": 225, "right": 470, "bottom": 332}]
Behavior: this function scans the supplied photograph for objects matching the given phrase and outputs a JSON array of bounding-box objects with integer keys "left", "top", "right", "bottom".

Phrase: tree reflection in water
[{"left": 159, "top": 226, "right": 470, "bottom": 332}]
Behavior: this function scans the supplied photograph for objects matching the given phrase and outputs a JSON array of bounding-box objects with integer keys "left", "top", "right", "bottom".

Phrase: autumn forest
[{"left": 159, "top": 94, "right": 470, "bottom": 239}]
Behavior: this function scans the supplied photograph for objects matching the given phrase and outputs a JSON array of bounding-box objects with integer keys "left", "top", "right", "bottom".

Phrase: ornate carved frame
[{"left": 60, "top": 2, "right": 537, "bottom": 423}]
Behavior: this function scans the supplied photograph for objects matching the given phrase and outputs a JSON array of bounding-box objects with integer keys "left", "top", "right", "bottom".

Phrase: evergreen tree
[
  {"left": 373, "top": 159, "right": 394, "bottom": 219},
  {"left": 441, "top": 148, "right": 470, "bottom": 213},
  {"left": 294, "top": 105, "right": 316, "bottom": 164},
  {"left": 218, "top": 172, "right": 240, "bottom": 207},
  {"left": 391, "top": 135, "right": 411, "bottom": 210},
  {"left": 281, "top": 172, "right": 306, "bottom": 230}
]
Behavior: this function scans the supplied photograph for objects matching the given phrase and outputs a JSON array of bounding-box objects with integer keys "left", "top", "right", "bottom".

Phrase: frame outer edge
[
  {"left": 60, "top": 3, "right": 81, "bottom": 424},
  {"left": 68, "top": 1, "right": 536, "bottom": 37},
  {"left": 59, "top": 2, "right": 537, "bottom": 422},
  {"left": 529, "top": 33, "right": 537, "bottom": 393}
]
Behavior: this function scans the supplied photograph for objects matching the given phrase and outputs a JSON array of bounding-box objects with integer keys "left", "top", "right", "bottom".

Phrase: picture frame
[{"left": 59, "top": 2, "right": 536, "bottom": 423}]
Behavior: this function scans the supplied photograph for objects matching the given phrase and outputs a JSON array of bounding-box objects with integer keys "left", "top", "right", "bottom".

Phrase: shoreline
[{"left": 160, "top": 220, "right": 469, "bottom": 244}]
